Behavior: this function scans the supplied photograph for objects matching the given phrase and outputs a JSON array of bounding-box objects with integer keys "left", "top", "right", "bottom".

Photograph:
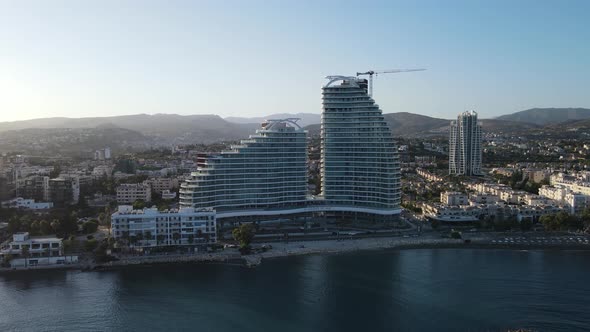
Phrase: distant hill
[
  {"left": 304, "top": 112, "right": 448, "bottom": 136},
  {"left": 225, "top": 113, "right": 321, "bottom": 127},
  {"left": 304, "top": 112, "right": 540, "bottom": 137},
  {"left": 0, "top": 127, "right": 152, "bottom": 156},
  {"left": 0, "top": 114, "right": 257, "bottom": 144},
  {"left": 2, "top": 108, "right": 586, "bottom": 147},
  {"left": 495, "top": 108, "right": 590, "bottom": 126},
  {"left": 383, "top": 112, "right": 449, "bottom": 135}
]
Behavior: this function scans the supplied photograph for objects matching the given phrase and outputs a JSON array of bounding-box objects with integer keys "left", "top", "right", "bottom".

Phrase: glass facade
[
  {"left": 449, "top": 111, "right": 482, "bottom": 176},
  {"left": 320, "top": 77, "right": 401, "bottom": 210},
  {"left": 179, "top": 120, "right": 307, "bottom": 211}
]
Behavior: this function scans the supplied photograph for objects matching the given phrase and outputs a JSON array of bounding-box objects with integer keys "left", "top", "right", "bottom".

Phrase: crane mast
[{"left": 356, "top": 68, "right": 425, "bottom": 97}]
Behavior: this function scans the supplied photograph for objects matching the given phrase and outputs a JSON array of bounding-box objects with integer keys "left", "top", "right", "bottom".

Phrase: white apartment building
[
  {"left": 180, "top": 119, "right": 308, "bottom": 213},
  {"left": 145, "top": 177, "right": 179, "bottom": 194},
  {"left": 116, "top": 183, "right": 152, "bottom": 204},
  {"left": 539, "top": 185, "right": 590, "bottom": 214},
  {"left": 111, "top": 206, "right": 216, "bottom": 249},
  {"left": 550, "top": 173, "right": 590, "bottom": 196},
  {"left": 469, "top": 193, "right": 500, "bottom": 205},
  {"left": 0, "top": 232, "right": 77, "bottom": 267},
  {"left": 440, "top": 191, "right": 468, "bottom": 206},
  {"left": 92, "top": 165, "right": 114, "bottom": 179},
  {"left": 449, "top": 111, "right": 482, "bottom": 176},
  {"left": 565, "top": 193, "right": 590, "bottom": 214},
  {"left": 1, "top": 197, "right": 53, "bottom": 210}
]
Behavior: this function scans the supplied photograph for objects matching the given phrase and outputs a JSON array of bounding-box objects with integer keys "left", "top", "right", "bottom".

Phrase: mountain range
[
  {"left": 495, "top": 108, "right": 590, "bottom": 126},
  {"left": 0, "top": 108, "right": 588, "bottom": 148},
  {"left": 225, "top": 113, "right": 321, "bottom": 127}
]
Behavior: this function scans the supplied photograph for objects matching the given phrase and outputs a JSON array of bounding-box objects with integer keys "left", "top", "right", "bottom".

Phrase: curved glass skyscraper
[
  {"left": 320, "top": 76, "right": 401, "bottom": 215},
  {"left": 179, "top": 119, "right": 308, "bottom": 214}
]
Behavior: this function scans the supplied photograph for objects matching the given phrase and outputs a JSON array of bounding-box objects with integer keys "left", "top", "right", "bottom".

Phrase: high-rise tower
[
  {"left": 449, "top": 111, "right": 482, "bottom": 176},
  {"left": 320, "top": 76, "right": 401, "bottom": 219}
]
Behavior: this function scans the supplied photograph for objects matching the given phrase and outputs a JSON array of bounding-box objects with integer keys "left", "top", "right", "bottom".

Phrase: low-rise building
[
  {"left": 116, "top": 183, "right": 152, "bottom": 204},
  {"left": 16, "top": 175, "right": 50, "bottom": 201},
  {"left": 144, "top": 177, "right": 179, "bottom": 194},
  {"left": 1, "top": 197, "right": 53, "bottom": 210},
  {"left": 440, "top": 191, "right": 468, "bottom": 206},
  {"left": 0, "top": 232, "right": 77, "bottom": 268},
  {"left": 161, "top": 190, "right": 177, "bottom": 200},
  {"left": 92, "top": 165, "right": 114, "bottom": 179},
  {"left": 49, "top": 177, "right": 80, "bottom": 206},
  {"left": 111, "top": 206, "right": 216, "bottom": 249},
  {"left": 469, "top": 193, "right": 499, "bottom": 205},
  {"left": 416, "top": 168, "right": 444, "bottom": 182},
  {"left": 565, "top": 193, "right": 590, "bottom": 215}
]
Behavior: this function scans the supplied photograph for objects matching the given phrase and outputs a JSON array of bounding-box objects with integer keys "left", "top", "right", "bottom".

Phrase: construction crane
[{"left": 356, "top": 69, "right": 426, "bottom": 97}]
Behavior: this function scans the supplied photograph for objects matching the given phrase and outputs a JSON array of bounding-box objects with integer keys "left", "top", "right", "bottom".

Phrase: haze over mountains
[
  {"left": 225, "top": 113, "right": 321, "bottom": 127},
  {"left": 0, "top": 108, "right": 588, "bottom": 151},
  {"left": 495, "top": 108, "right": 590, "bottom": 126}
]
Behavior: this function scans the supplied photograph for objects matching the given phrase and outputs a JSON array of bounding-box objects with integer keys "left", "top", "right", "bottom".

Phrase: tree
[
  {"left": 21, "top": 245, "right": 30, "bottom": 268},
  {"left": 136, "top": 232, "right": 144, "bottom": 246},
  {"left": 7, "top": 216, "right": 22, "bottom": 233},
  {"left": 430, "top": 219, "right": 439, "bottom": 230},
  {"left": 133, "top": 199, "right": 146, "bottom": 210},
  {"left": 1, "top": 254, "right": 13, "bottom": 268},
  {"left": 188, "top": 234, "right": 194, "bottom": 244},
  {"left": 50, "top": 220, "right": 61, "bottom": 234},
  {"left": 128, "top": 235, "right": 137, "bottom": 248},
  {"left": 540, "top": 214, "right": 557, "bottom": 231},
  {"left": 172, "top": 232, "right": 181, "bottom": 244},
  {"left": 232, "top": 223, "right": 255, "bottom": 250},
  {"left": 157, "top": 234, "right": 165, "bottom": 245},
  {"left": 39, "top": 220, "right": 52, "bottom": 235},
  {"left": 145, "top": 231, "right": 153, "bottom": 242},
  {"left": 84, "top": 239, "right": 98, "bottom": 252},
  {"left": 581, "top": 209, "right": 590, "bottom": 232},
  {"left": 450, "top": 230, "right": 462, "bottom": 239},
  {"left": 520, "top": 218, "right": 533, "bottom": 232},
  {"left": 82, "top": 221, "right": 99, "bottom": 234}
]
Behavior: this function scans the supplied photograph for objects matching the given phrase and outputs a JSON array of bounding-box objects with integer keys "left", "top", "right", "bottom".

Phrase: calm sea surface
[{"left": 0, "top": 249, "right": 589, "bottom": 332}]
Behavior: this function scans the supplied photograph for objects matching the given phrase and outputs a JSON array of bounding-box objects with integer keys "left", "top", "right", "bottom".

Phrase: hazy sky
[{"left": 1, "top": 0, "right": 589, "bottom": 122}]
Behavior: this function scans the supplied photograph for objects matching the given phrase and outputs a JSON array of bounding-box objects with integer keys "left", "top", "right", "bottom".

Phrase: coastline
[
  {"left": 2, "top": 234, "right": 589, "bottom": 273},
  {"left": 0, "top": 236, "right": 590, "bottom": 273}
]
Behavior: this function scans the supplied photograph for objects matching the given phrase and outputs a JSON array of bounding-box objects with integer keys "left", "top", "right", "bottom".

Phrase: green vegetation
[
  {"left": 401, "top": 202, "right": 422, "bottom": 214},
  {"left": 232, "top": 223, "right": 256, "bottom": 251},
  {"left": 132, "top": 199, "right": 146, "bottom": 210},
  {"left": 84, "top": 239, "right": 98, "bottom": 252},
  {"left": 540, "top": 211, "right": 588, "bottom": 232},
  {"left": 450, "top": 230, "right": 462, "bottom": 239},
  {"left": 6, "top": 210, "right": 79, "bottom": 237},
  {"left": 82, "top": 220, "right": 99, "bottom": 234}
]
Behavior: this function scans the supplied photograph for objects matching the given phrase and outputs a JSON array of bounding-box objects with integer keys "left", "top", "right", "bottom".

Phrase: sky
[{"left": 1, "top": 0, "right": 589, "bottom": 122}]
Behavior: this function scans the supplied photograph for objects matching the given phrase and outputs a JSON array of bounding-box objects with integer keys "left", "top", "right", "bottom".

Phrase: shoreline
[{"left": 2, "top": 235, "right": 590, "bottom": 273}]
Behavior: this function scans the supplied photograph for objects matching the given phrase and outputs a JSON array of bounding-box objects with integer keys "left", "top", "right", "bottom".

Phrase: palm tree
[
  {"left": 129, "top": 236, "right": 137, "bottom": 248},
  {"left": 172, "top": 232, "right": 181, "bottom": 245},
  {"left": 145, "top": 231, "right": 153, "bottom": 243},
  {"left": 136, "top": 232, "right": 144, "bottom": 246},
  {"left": 21, "top": 245, "right": 30, "bottom": 268}
]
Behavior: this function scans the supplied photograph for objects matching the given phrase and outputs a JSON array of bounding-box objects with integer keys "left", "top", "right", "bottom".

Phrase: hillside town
[{"left": 1, "top": 105, "right": 590, "bottom": 271}]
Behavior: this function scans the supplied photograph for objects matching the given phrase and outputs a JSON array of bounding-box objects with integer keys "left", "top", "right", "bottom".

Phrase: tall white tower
[
  {"left": 320, "top": 76, "right": 401, "bottom": 220},
  {"left": 449, "top": 111, "right": 482, "bottom": 176}
]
